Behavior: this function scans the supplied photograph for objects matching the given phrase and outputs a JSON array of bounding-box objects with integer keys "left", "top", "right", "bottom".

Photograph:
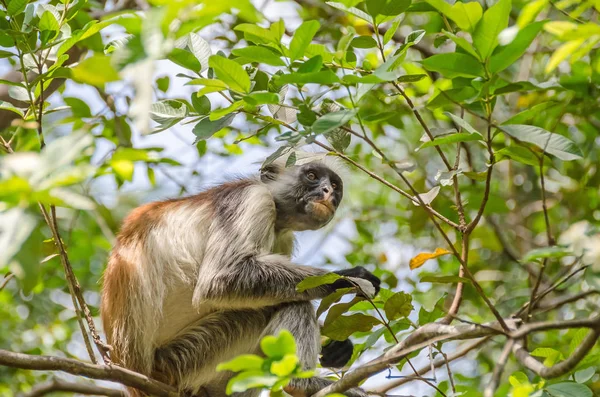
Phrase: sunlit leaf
[
  {"left": 217, "top": 355, "right": 264, "bottom": 372},
  {"left": 490, "top": 21, "right": 546, "bottom": 73},
  {"left": 472, "top": 0, "right": 511, "bottom": 60},
  {"left": 425, "top": 0, "right": 483, "bottom": 32},
  {"left": 270, "top": 354, "right": 299, "bottom": 377},
  {"left": 232, "top": 46, "right": 286, "bottom": 66},
  {"left": 260, "top": 330, "right": 296, "bottom": 358},
  {"left": 289, "top": 20, "right": 320, "bottom": 61},
  {"left": 71, "top": 55, "right": 120, "bottom": 87},
  {"left": 209, "top": 55, "right": 251, "bottom": 93},
  {"left": 409, "top": 248, "right": 450, "bottom": 270},
  {"left": 296, "top": 273, "right": 341, "bottom": 292}
]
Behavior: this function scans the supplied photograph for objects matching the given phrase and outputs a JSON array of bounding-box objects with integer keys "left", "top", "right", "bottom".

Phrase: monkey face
[
  {"left": 294, "top": 163, "right": 344, "bottom": 230},
  {"left": 266, "top": 160, "right": 345, "bottom": 232}
]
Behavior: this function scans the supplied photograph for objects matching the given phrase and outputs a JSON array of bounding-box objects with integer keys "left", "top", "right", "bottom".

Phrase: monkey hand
[
  {"left": 332, "top": 266, "right": 381, "bottom": 297},
  {"left": 320, "top": 339, "right": 354, "bottom": 368}
]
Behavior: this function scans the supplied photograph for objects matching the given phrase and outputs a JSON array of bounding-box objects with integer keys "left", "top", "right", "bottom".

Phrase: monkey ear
[{"left": 260, "top": 164, "right": 280, "bottom": 182}]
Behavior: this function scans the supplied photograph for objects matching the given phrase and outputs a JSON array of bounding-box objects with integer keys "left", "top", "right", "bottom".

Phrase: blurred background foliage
[{"left": 0, "top": 0, "right": 599, "bottom": 395}]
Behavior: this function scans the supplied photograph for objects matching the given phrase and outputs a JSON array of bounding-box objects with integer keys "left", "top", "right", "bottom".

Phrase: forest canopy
[{"left": 1, "top": 0, "right": 600, "bottom": 396}]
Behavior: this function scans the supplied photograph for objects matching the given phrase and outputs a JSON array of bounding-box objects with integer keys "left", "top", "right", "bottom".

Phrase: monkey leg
[
  {"left": 260, "top": 302, "right": 367, "bottom": 397},
  {"left": 153, "top": 309, "right": 271, "bottom": 395}
]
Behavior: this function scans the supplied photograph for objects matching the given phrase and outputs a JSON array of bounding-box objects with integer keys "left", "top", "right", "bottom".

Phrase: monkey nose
[{"left": 321, "top": 184, "right": 333, "bottom": 200}]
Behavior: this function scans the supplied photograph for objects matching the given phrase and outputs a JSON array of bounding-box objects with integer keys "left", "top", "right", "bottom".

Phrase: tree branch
[
  {"left": 18, "top": 378, "right": 125, "bottom": 397},
  {"left": 372, "top": 338, "right": 490, "bottom": 393},
  {"left": 0, "top": 349, "right": 177, "bottom": 397}
]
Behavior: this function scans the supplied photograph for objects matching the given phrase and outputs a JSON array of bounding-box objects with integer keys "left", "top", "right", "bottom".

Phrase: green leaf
[
  {"left": 570, "top": 329, "right": 589, "bottom": 354},
  {"left": 325, "top": 127, "right": 351, "bottom": 153},
  {"left": 150, "top": 100, "right": 188, "bottom": 123},
  {"left": 443, "top": 112, "right": 481, "bottom": 135},
  {"left": 366, "top": 0, "right": 411, "bottom": 17},
  {"left": 39, "top": 11, "right": 59, "bottom": 32},
  {"left": 232, "top": 46, "right": 286, "bottom": 66},
  {"left": 317, "top": 288, "right": 354, "bottom": 318},
  {"left": 234, "top": 24, "right": 277, "bottom": 44},
  {"left": 277, "top": 71, "right": 340, "bottom": 85},
  {"left": 64, "top": 97, "right": 92, "bottom": 118},
  {"left": 499, "top": 124, "right": 583, "bottom": 161},
  {"left": 191, "top": 94, "right": 211, "bottom": 115},
  {"left": 312, "top": 110, "right": 357, "bottom": 134},
  {"left": 192, "top": 114, "right": 236, "bottom": 142},
  {"left": 418, "top": 294, "right": 446, "bottom": 325},
  {"left": 70, "top": 55, "right": 119, "bottom": 87},
  {"left": 442, "top": 31, "right": 481, "bottom": 61},
  {"left": 546, "top": 39, "right": 585, "bottom": 74},
  {"left": 168, "top": 48, "right": 202, "bottom": 72},
  {"left": 209, "top": 55, "right": 251, "bottom": 93},
  {"left": 186, "top": 78, "right": 229, "bottom": 95},
  {"left": 383, "top": 16, "right": 403, "bottom": 44},
  {"left": 296, "top": 273, "right": 341, "bottom": 292},
  {"left": 531, "top": 347, "right": 564, "bottom": 366},
  {"left": 383, "top": 292, "right": 413, "bottom": 320},
  {"left": 419, "top": 275, "right": 471, "bottom": 284},
  {"left": 261, "top": 330, "right": 296, "bottom": 358},
  {"left": 421, "top": 53, "right": 484, "bottom": 78},
  {"left": 522, "top": 246, "right": 573, "bottom": 262},
  {"left": 270, "top": 354, "right": 299, "bottom": 377},
  {"left": 322, "top": 313, "right": 381, "bottom": 341},
  {"left": 209, "top": 101, "right": 243, "bottom": 120},
  {"left": 297, "top": 55, "right": 323, "bottom": 73},
  {"left": 502, "top": 101, "right": 559, "bottom": 125},
  {"left": 574, "top": 367, "right": 595, "bottom": 384},
  {"left": 324, "top": 296, "right": 363, "bottom": 327},
  {"left": 244, "top": 91, "right": 280, "bottom": 106},
  {"left": 217, "top": 355, "right": 264, "bottom": 372},
  {"left": 289, "top": 20, "right": 320, "bottom": 61},
  {"left": 473, "top": 0, "right": 511, "bottom": 60},
  {"left": 425, "top": 0, "right": 483, "bottom": 32},
  {"left": 490, "top": 21, "right": 546, "bottom": 73},
  {"left": 176, "top": 33, "right": 212, "bottom": 72},
  {"left": 517, "top": 0, "right": 547, "bottom": 28},
  {"left": 326, "top": 2, "right": 372, "bottom": 22},
  {"left": 418, "top": 132, "right": 482, "bottom": 149},
  {"left": 496, "top": 146, "right": 540, "bottom": 166},
  {"left": 7, "top": 0, "right": 27, "bottom": 16},
  {"left": 397, "top": 74, "right": 426, "bottom": 82},
  {"left": 226, "top": 371, "right": 279, "bottom": 394},
  {"left": 351, "top": 36, "right": 377, "bottom": 49}
]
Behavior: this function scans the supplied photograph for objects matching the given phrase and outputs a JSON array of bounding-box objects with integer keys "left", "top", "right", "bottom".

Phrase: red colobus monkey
[{"left": 101, "top": 152, "right": 380, "bottom": 396}]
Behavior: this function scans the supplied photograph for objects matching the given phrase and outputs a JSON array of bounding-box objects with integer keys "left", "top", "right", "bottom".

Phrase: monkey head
[{"left": 261, "top": 153, "right": 344, "bottom": 231}]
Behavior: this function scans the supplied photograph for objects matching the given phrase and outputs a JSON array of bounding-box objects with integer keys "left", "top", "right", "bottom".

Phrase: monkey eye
[
  {"left": 306, "top": 171, "right": 317, "bottom": 181},
  {"left": 331, "top": 182, "right": 338, "bottom": 190}
]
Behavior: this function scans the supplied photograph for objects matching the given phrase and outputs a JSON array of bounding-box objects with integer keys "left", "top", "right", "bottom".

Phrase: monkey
[{"left": 100, "top": 151, "right": 381, "bottom": 397}]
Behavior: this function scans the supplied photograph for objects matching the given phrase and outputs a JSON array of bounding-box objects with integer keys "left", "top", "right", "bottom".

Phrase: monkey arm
[{"left": 191, "top": 254, "right": 334, "bottom": 310}]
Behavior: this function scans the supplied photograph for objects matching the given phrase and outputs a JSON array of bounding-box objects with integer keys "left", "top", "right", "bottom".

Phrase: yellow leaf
[
  {"left": 409, "top": 248, "right": 450, "bottom": 270},
  {"left": 545, "top": 39, "right": 585, "bottom": 74}
]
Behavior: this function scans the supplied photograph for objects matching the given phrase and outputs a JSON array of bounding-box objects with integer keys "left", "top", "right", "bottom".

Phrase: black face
[{"left": 267, "top": 162, "right": 344, "bottom": 231}]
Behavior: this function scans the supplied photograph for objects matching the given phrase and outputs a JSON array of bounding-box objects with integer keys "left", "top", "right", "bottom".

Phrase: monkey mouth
[{"left": 307, "top": 200, "right": 335, "bottom": 220}]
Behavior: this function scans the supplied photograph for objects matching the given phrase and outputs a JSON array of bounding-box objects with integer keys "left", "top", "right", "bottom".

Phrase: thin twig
[
  {"left": 0, "top": 273, "right": 15, "bottom": 291},
  {"left": 483, "top": 339, "right": 514, "bottom": 397}
]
